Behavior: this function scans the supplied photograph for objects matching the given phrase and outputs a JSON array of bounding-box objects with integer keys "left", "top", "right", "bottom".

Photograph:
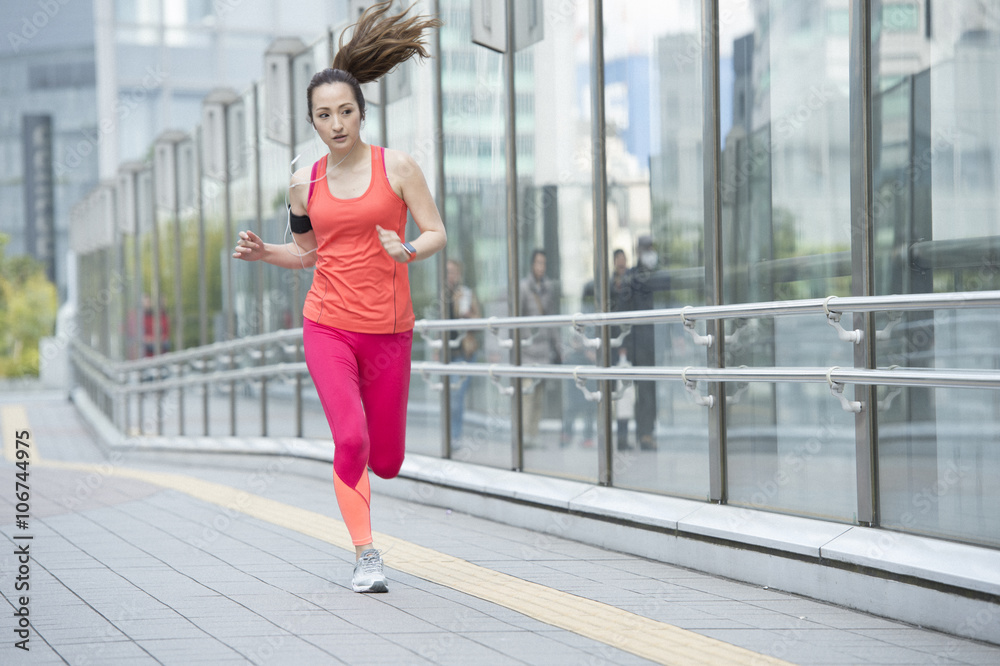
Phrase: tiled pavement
[{"left": 1, "top": 392, "right": 999, "bottom": 665}]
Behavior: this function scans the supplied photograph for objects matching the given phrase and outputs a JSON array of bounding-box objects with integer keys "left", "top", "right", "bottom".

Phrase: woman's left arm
[{"left": 376, "top": 150, "right": 447, "bottom": 263}]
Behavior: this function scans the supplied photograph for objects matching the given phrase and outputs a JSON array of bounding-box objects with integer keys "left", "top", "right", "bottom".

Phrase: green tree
[{"left": 0, "top": 234, "right": 58, "bottom": 377}]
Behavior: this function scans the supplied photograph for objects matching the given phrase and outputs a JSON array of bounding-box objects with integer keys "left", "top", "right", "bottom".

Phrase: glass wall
[
  {"left": 257, "top": 47, "right": 312, "bottom": 440},
  {"left": 438, "top": 0, "right": 512, "bottom": 468},
  {"left": 385, "top": 0, "right": 445, "bottom": 458},
  {"left": 718, "top": 0, "right": 857, "bottom": 521},
  {"left": 513, "top": 0, "right": 596, "bottom": 482},
  {"left": 602, "top": 0, "right": 710, "bottom": 498},
  {"left": 289, "top": 40, "right": 334, "bottom": 443},
  {"left": 70, "top": 0, "right": 1000, "bottom": 550},
  {"left": 175, "top": 138, "right": 200, "bottom": 351},
  {"left": 871, "top": 0, "right": 1000, "bottom": 546}
]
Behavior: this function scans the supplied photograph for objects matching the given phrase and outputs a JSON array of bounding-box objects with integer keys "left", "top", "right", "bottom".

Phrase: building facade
[
  {"left": 1, "top": 0, "right": 99, "bottom": 296},
  {"left": 0, "top": 0, "right": 344, "bottom": 301}
]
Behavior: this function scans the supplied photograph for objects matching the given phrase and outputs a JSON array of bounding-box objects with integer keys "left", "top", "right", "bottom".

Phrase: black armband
[{"left": 288, "top": 207, "right": 312, "bottom": 233}]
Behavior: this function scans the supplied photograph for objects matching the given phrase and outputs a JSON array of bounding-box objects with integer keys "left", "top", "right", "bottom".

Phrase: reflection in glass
[
  {"left": 380, "top": 3, "right": 445, "bottom": 455},
  {"left": 437, "top": 0, "right": 511, "bottom": 467},
  {"left": 510, "top": 1, "right": 596, "bottom": 480},
  {"left": 601, "top": 1, "right": 709, "bottom": 498},
  {"left": 720, "top": 0, "right": 856, "bottom": 520},
  {"left": 871, "top": 0, "right": 1000, "bottom": 545}
]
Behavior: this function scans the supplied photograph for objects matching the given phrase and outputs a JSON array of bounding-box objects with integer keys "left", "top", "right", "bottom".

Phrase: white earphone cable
[{"left": 281, "top": 138, "right": 359, "bottom": 263}]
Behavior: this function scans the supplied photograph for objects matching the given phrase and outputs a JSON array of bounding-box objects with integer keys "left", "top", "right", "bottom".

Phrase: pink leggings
[{"left": 303, "top": 319, "right": 412, "bottom": 544}]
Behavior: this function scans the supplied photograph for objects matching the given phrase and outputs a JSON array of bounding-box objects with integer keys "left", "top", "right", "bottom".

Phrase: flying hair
[
  {"left": 332, "top": 1, "right": 442, "bottom": 84},
  {"left": 306, "top": 1, "right": 442, "bottom": 123}
]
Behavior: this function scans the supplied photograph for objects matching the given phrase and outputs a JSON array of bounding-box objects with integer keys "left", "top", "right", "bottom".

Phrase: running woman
[{"left": 233, "top": 1, "right": 446, "bottom": 593}]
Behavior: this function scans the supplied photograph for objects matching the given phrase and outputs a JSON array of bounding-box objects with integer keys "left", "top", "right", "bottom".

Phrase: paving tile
[
  {"left": 225, "top": 633, "right": 341, "bottom": 664},
  {"left": 855, "top": 627, "right": 986, "bottom": 649},
  {"left": 262, "top": 609, "right": 362, "bottom": 635},
  {"left": 7, "top": 395, "right": 1000, "bottom": 666},
  {"left": 52, "top": 640, "right": 162, "bottom": 664},
  {"left": 386, "top": 630, "right": 527, "bottom": 666},
  {"left": 543, "top": 630, "right": 664, "bottom": 665},
  {"left": 110, "top": 617, "right": 203, "bottom": 640},
  {"left": 137, "top": 637, "right": 246, "bottom": 661},
  {"left": 839, "top": 643, "right": 971, "bottom": 664},
  {"left": 299, "top": 631, "right": 436, "bottom": 665},
  {"left": 792, "top": 610, "right": 916, "bottom": 631},
  {"left": 463, "top": 629, "right": 632, "bottom": 663},
  {"left": 946, "top": 645, "right": 1000, "bottom": 666},
  {"left": 0, "top": 642, "right": 67, "bottom": 665}
]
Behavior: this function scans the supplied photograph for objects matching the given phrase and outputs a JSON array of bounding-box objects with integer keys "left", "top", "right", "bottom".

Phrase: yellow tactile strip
[
  {"left": 1, "top": 405, "right": 37, "bottom": 464},
  {"left": 2, "top": 406, "right": 791, "bottom": 666}
]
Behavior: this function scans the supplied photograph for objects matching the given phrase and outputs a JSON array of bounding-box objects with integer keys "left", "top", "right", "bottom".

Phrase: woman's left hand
[{"left": 375, "top": 225, "right": 410, "bottom": 263}]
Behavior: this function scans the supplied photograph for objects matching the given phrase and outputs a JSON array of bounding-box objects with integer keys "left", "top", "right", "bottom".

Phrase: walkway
[{"left": 2, "top": 392, "right": 999, "bottom": 665}]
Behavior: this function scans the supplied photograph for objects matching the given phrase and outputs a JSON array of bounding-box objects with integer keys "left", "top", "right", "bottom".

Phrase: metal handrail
[
  {"left": 412, "top": 362, "right": 1000, "bottom": 390},
  {"left": 73, "top": 351, "right": 1000, "bottom": 395},
  {"left": 112, "top": 362, "right": 309, "bottom": 394},
  {"left": 70, "top": 289, "right": 1000, "bottom": 394},
  {"left": 71, "top": 329, "right": 303, "bottom": 377},
  {"left": 412, "top": 290, "right": 1000, "bottom": 333},
  {"left": 77, "top": 289, "right": 1000, "bottom": 376}
]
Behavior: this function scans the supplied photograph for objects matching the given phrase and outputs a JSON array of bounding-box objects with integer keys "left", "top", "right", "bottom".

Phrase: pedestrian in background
[
  {"left": 624, "top": 236, "right": 663, "bottom": 451},
  {"left": 445, "top": 258, "right": 481, "bottom": 442},
  {"left": 519, "top": 249, "right": 560, "bottom": 447}
]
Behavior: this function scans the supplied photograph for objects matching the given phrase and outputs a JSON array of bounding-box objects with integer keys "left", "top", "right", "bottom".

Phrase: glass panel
[
  {"left": 136, "top": 169, "right": 158, "bottom": 355},
  {"left": 292, "top": 58, "right": 337, "bottom": 443},
  {"left": 200, "top": 115, "right": 228, "bottom": 436},
  {"left": 258, "top": 69, "right": 303, "bottom": 439},
  {"left": 380, "top": 1, "right": 445, "bottom": 457},
  {"left": 871, "top": 0, "right": 1000, "bottom": 546},
  {"left": 153, "top": 144, "right": 184, "bottom": 437},
  {"left": 121, "top": 230, "right": 139, "bottom": 360},
  {"left": 176, "top": 139, "right": 200, "bottom": 351},
  {"left": 601, "top": 1, "right": 709, "bottom": 497},
  {"left": 719, "top": 0, "right": 856, "bottom": 520},
  {"left": 882, "top": 2, "right": 921, "bottom": 33},
  {"left": 135, "top": 168, "right": 163, "bottom": 435},
  {"left": 439, "top": 0, "right": 511, "bottom": 468},
  {"left": 123, "top": 219, "right": 142, "bottom": 433},
  {"left": 224, "top": 90, "right": 262, "bottom": 438},
  {"left": 292, "top": 41, "right": 325, "bottom": 161},
  {"left": 509, "top": 1, "right": 595, "bottom": 480},
  {"left": 156, "top": 190, "right": 178, "bottom": 356}
]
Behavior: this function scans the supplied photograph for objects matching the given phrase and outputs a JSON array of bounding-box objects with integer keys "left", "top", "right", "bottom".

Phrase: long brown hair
[{"left": 307, "top": 1, "right": 442, "bottom": 123}]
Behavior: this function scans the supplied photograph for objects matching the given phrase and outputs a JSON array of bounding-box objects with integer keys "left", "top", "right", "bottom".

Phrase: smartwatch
[{"left": 401, "top": 241, "right": 417, "bottom": 262}]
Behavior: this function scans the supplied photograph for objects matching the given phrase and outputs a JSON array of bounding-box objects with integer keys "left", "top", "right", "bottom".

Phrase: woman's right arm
[{"left": 232, "top": 167, "right": 318, "bottom": 269}]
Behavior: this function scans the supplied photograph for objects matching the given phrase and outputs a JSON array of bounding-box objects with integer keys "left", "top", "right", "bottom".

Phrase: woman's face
[
  {"left": 310, "top": 82, "right": 362, "bottom": 151},
  {"left": 532, "top": 253, "right": 546, "bottom": 280},
  {"left": 446, "top": 261, "right": 461, "bottom": 288}
]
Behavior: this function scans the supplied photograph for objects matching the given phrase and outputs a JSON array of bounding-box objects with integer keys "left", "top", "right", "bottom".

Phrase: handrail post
[
  {"left": 702, "top": 0, "right": 726, "bottom": 504},
  {"left": 431, "top": 0, "right": 451, "bottom": 461},
  {"left": 504, "top": 0, "right": 523, "bottom": 471},
  {"left": 850, "top": 0, "right": 878, "bottom": 527},
  {"left": 590, "top": 0, "right": 612, "bottom": 486},
  {"left": 251, "top": 84, "right": 267, "bottom": 438}
]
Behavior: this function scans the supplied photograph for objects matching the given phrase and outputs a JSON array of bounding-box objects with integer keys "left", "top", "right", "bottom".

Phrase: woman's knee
[
  {"left": 369, "top": 455, "right": 404, "bottom": 480},
  {"left": 333, "top": 435, "right": 369, "bottom": 474}
]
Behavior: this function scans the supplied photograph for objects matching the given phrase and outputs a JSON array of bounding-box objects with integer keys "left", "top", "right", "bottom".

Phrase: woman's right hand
[{"left": 233, "top": 230, "right": 265, "bottom": 261}]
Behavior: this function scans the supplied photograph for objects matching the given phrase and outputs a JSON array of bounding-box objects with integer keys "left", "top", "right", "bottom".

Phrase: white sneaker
[{"left": 352, "top": 549, "right": 388, "bottom": 593}]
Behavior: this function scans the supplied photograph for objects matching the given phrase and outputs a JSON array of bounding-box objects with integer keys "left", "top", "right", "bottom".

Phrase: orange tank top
[{"left": 303, "top": 145, "right": 414, "bottom": 334}]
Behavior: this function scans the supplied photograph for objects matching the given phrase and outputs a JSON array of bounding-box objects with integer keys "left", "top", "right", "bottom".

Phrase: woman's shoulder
[
  {"left": 290, "top": 164, "right": 313, "bottom": 185},
  {"left": 382, "top": 147, "right": 422, "bottom": 181}
]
